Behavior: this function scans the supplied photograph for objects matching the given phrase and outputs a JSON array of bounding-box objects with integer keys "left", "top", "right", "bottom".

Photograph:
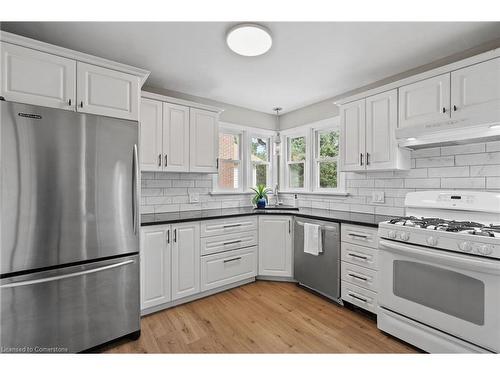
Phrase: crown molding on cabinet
[
  {"left": 0, "top": 31, "right": 150, "bottom": 86},
  {"left": 141, "top": 90, "right": 224, "bottom": 114},
  {"left": 334, "top": 46, "right": 500, "bottom": 106}
]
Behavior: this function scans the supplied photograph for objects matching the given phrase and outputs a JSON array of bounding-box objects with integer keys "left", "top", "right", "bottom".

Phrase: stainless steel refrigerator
[{"left": 1, "top": 100, "right": 140, "bottom": 353}]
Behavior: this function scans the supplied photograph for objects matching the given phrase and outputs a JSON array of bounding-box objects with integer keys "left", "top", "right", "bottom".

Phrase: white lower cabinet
[
  {"left": 201, "top": 246, "right": 257, "bottom": 292},
  {"left": 341, "top": 224, "right": 379, "bottom": 314},
  {"left": 258, "top": 216, "right": 293, "bottom": 278},
  {"left": 140, "top": 225, "right": 171, "bottom": 310},
  {"left": 171, "top": 222, "right": 201, "bottom": 300}
]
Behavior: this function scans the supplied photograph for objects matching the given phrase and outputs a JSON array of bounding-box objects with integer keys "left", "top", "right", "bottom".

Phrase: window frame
[
  {"left": 212, "top": 122, "right": 275, "bottom": 194},
  {"left": 281, "top": 129, "right": 310, "bottom": 192},
  {"left": 280, "top": 117, "right": 345, "bottom": 194},
  {"left": 213, "top": 124, "right": 245, "bottom": 193},
  {"left": 312, "top": 118, "right": 342, "bottom": 193},
  {"left": 248, "top": 133, "right": 273, "bottom": 189}
]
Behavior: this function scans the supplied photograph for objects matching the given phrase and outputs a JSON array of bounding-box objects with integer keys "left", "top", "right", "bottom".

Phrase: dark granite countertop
[{"left": 141, "top": 206, "right": 392, "bottom": 228}]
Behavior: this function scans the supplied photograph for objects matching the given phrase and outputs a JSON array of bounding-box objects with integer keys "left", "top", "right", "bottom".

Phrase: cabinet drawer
[
  {"left": 341, "top": 242, "right": 378, "bottom": 270},
  {"left": 201, "top": 247, "right": 257, "bottom": 292},
  {"left": 201, "top": 230, "right": 257, "bottom": 256},
  {"left": 200, "top": 216, "right": 257, "bottom": 237},
  {"left": 341, "top": 261, "right": 378, "bottom": 292},
  {"left": 341, "top": 281, "right": 377, "bottom": 314},
  {"left": 341, "top": 224, "right": 378, "bottom": 249}
]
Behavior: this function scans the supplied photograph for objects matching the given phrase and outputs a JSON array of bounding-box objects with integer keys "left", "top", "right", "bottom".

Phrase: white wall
[
  {"left": 279, "top": 37, "right": 500, "bottom": 130},
  {"left": 143, "top": 86, "right": 277, "bottom": 130}
]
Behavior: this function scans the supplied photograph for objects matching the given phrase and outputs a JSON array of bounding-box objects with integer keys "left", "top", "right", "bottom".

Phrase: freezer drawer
[{"left": 0, "top": 254, "right": 139, "bottom": 353}]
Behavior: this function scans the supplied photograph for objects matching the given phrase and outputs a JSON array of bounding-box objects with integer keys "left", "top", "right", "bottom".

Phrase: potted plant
[{"left": 251, "top": 184, "right": 272, "bottom": 209}]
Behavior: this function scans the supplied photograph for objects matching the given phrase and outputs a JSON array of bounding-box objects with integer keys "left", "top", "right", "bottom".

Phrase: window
[
  {"left": 217, "top": 130, "right": 242, "bottom": 191},
  {"left": 286, "top": 135, "right": 307, "bottom": 189},
  {"left": 314, "top": 129, "right": 339, "bottom": 190},
  {"left": 250, "top": 136, "right": 271, "bottom": 188},
  {"left": 280, "top": 117, "right": 343, "bottom": 193}
]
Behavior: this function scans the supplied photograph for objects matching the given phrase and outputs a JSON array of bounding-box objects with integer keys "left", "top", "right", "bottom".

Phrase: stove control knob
[
  {"left": 458, "top": 241, "right": 472, "bottom": 252},
  {"left": 388, "top": 230, "right": 397, "bottom": 239},
  {"left": 399, "top": 232, "right": 410, "bottom": 241},
  {"left": 477, "top": 245, "right": 493, "bottom": 256},
  {"left": 426, "top": 236, "right": 438, "bottom": 246}
]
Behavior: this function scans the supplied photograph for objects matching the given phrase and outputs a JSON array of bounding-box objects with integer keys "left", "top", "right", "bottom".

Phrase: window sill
[{"left": 279, "top": 190, "right": 349, "bottom": 196}]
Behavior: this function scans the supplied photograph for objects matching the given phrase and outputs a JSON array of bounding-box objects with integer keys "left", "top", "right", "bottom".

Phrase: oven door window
[{"left": 393, "top": 260, "right": 485, "bottom": 325}]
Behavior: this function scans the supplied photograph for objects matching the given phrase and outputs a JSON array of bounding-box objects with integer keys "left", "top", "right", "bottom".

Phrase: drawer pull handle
[
  {"left": 223, "top": 257, "right": 242, "bottom": 263},
  {"left": 223, "top": 223, "right": 242, "bottom": 228},
  {"left": 223, "top": 240, "right": 241, "bottom": 246},
  {"left": 348, "top": 253, "right": 368, "bottom": 260},
  {"left": 348, "top": 293, "right": 368, "bottom": 303},
  {"left": 348, "top": 273, "right": 368, "bottom": 281},
  {"left": 349, "top": 233, "right": 368, "bottom": 239}
]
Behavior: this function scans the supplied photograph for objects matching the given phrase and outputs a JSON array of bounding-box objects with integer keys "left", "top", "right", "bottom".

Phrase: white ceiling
[{"left": 2, "top": 22, "right": 500, "bottom": 114}]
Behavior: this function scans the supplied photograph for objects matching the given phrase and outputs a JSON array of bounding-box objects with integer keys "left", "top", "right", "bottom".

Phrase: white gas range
[{"left": 377, "top": 191, "right": 500, "bottom": 353}]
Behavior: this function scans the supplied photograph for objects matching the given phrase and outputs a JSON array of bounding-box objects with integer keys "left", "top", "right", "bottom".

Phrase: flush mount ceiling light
[{"left": 226, "top": 23, "right": 272, "bottom": 57}]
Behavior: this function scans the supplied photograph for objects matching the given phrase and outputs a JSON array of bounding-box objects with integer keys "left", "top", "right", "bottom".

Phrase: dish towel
[{"left": 304, "top": 223, "right": 323, "bottom": 256}]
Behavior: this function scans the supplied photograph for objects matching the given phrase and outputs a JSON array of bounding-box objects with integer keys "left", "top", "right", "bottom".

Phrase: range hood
[{"left": 396, "top": 111, "right": 500, "bottom": 149}]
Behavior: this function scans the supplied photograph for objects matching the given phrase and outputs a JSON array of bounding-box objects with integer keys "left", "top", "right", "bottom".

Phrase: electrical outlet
[
  {"left": 189, "top": 193, "right": 200, "bottom": 203},
  {"left": 371, "top": 191, "right": 385, "bottom": 203}
]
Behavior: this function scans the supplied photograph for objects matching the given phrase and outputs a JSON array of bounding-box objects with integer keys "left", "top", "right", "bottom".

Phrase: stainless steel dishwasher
[{"left": 294, "top": 217, "right": 342, "bottom": 304}]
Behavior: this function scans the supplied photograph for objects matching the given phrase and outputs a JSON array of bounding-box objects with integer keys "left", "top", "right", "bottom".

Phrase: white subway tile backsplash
[
  {"left": 486, "top": 177, "right": 500, "bottom": 189},
  {"left": 415, "top": 156, "right": 454, "bottom": 168},
  {"left": 470, "top": 165, "right": 500, "bottom": 177},
  {"left": 428, "top": 166, "right": 469, "bottom": 178},
  {"left": 141, "top": 141, "right": 500, "bottom": 216},
  {"left": 440, "top": 143, "right": 485, "bottom": 156},
  {"left": 404, "top": 178, "right": 441, "bottom": 188},
  {"left": 456, "top": 152, "right": 500, "bottom": 166},
  {"left": 411, "top": 147, "right": 441, "bottom": 158},
  {"left": 440, "top": 177, "right": 485, "bottom": 189},
  {"left": 486, "top": 141, "right": 500, "bottom": 152}
]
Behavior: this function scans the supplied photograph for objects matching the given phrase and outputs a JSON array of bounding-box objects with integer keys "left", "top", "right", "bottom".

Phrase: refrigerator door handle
[
  {"left": 1, "top": 260, "right": 135, "bottom": 289},
  {"left": 132, "top": 144, "right": 139, "bottom": 235}
]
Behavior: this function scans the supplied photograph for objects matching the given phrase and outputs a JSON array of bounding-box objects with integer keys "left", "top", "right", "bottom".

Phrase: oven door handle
[{"left": 379, "top": 240, "right": 500, "bottom": 275}]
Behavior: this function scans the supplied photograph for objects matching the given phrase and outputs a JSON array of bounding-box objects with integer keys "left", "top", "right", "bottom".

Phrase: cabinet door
[
  {"left": 140, "top": 98, "right": 163, "bottom": 171},
  {"left": 140, "top": 226, "right": 171, "bottom": 310},
  {"left": 171, "top": 222, "right": 200, "bottom": 300},
  {"left": 365, "top": 89, "right": 398, "bottom": 170},
  {"left": 163, "top": 102, "right": 190, "bottom": 172},
  {"left": 340, "top": 99, "right": 366, "bottom": 171},
  {"left": 258, "top": 216, "right": 292, "bottom": 277},
  {"left": 189, "top": 108, "right": 219, "bottom": 173},
  {"left": 77, "top": 62, "right": 139, "bottom": 120},
  {"left": 398, "top": 73, "right": 450, "bottom": 128},
  {"left": 451, "top": 58, "right": 500, "bottom": 123},
  {"left": 0, "top": 42, "right": 76, "bottom": 110}
]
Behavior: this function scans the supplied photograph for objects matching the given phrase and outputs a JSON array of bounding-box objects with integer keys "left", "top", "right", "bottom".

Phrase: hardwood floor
[{"left": 101, "top": 281, "right": 419, "bottom": 353}]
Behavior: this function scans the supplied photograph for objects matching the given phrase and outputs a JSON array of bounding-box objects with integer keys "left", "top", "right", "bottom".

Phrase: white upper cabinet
[
  {"left": 451, "top": 57, "right": 500, "bottom": 123},
  {"left": 366, "top": 89, "right": 409, "bottom": 170},
  {"left": 163, "top": 102, "right": 190, "bottom": 172},
  {"left": 140, "top": 226, "right": 171, "bottom": 310},
  {"left": 140, "top": 98, "right": 163, "bottom": 171},
  {"left": 340, "top": 99, "right": 366, "bottom": 172},
  {"left": 258, "top": 216, "right": 292, "bottom": 278},
  {"left": 171, "top": 222, "right": 201, "bottom": 301},
  {"left": 189, "top": 108, "right": 219, "bottom": 173},
  {"left": 0, "top": 42, "right": 76, "bottom": 110},
  {"left": 398, "top": 73, "right": 451, "bottom": 128},
  {"left": 340, "top": 91, "right": 410, "bottom": 172},
  {"left": 77, "top": 62, "right": 140, "bottom": 121}
]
